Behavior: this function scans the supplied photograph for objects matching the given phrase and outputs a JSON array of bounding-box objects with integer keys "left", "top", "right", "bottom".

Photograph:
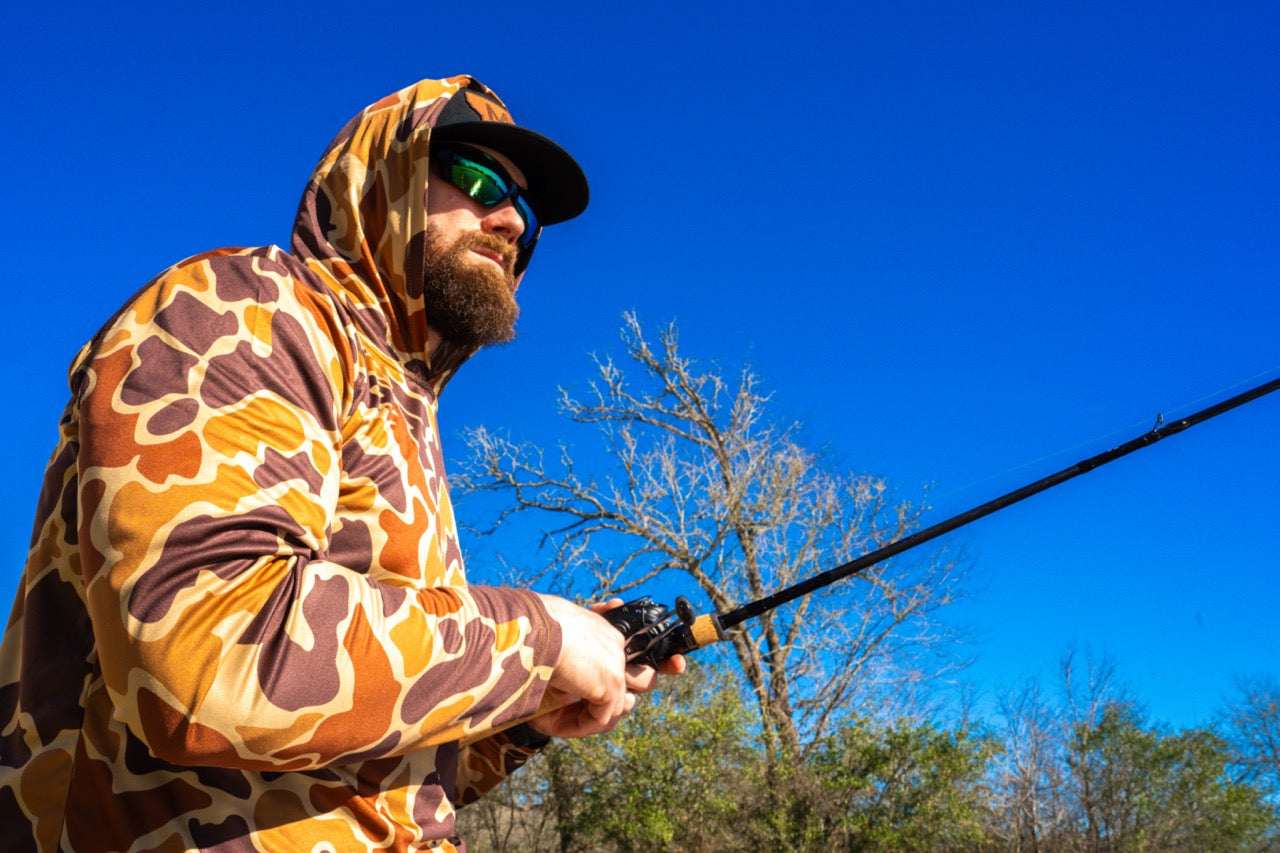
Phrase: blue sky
[{"left": 4, "top": 1, "right": 1277, "bottom": 729}]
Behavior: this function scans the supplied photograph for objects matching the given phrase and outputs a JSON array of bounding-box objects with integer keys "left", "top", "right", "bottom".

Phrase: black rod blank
[{"left": 717, "top": 375, "right": 1280, "bottom": 631}]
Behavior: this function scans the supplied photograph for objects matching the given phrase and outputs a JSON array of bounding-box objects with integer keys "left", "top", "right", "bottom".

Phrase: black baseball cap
[{"left": 431, "top": 82, "right": 589, "bottom": 226}]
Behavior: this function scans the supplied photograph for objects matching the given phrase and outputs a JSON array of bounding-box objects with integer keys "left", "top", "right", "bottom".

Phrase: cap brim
[{"left": 432, "top": 123, "right": 589, "bottom": 226}]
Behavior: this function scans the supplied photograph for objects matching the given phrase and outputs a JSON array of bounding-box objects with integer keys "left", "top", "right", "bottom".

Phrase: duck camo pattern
[{"left": 0, "top": 76, "right": 561, "bottom": 852}]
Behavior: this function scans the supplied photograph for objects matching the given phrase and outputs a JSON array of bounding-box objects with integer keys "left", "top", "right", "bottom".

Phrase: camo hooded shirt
[{"left": 0, "top": 76, "right": 561, "bottom": 852}]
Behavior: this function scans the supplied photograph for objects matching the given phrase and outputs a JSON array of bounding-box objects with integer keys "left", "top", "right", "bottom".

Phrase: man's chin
[
  {"left": 421, "top": 230, "right": 520, "bottom": 348},
  {"left": 425, "top": 276, "right": 519, "bottom": 348}
]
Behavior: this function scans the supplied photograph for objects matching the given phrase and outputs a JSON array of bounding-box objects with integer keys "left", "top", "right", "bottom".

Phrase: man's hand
[{"left": 529, "top": 596, "right": 686, "bottom": 740}]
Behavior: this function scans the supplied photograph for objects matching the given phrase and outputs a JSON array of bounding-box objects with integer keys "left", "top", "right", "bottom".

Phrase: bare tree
[
  {"left": 987, "top": 677, "right": 1071, "bottom": 852},
  {"left": 980, "top": 651, "right": 1277, "bottom": 853},
  {"left": 1058, "top": 647, "right": 1128, "bottom": 851},
  {"left": 456, "top": 314, "right": 966, "bottom": 763},
  {"left": 1220, "top": 673, "right": 1280, "bottom": 794}
]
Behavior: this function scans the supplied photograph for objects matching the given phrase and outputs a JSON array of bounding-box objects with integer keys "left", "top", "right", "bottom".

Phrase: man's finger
[{"left": 625, "top": 663, "right": 658, "bottom": 693}]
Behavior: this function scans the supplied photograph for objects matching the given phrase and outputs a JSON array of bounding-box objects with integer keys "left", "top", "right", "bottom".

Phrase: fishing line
[
  {"left": 594, "top": 370, "right": 1280, "bottom": 667},
  {"left": 926, "top": 363, "right": 1280, "bottom": 510}
]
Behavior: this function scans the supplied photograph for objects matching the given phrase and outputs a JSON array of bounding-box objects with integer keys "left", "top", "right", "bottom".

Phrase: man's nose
[{"left": 482, "top": 201, "right": 525, "bottom": 245}]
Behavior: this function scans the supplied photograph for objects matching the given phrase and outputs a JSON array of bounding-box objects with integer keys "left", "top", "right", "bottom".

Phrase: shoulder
[
  {"left": 77, "top": 247, "right": 353, "bottom": 357},
  {"left": 72, "top": 247, "right": 363, "bottom": 407}
]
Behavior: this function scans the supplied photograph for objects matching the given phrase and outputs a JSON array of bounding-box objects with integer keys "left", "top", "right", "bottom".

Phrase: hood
[{"left": 291, "top": 76, "right": 500, "bottom": 386}]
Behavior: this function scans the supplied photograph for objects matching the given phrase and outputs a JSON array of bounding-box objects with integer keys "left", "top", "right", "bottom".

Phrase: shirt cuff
[{"left": 503, "top": 722, "right": 552, "bottom": 750}]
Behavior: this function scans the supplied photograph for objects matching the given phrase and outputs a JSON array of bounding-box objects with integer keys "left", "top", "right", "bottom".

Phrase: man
[{"left": 0, "top": 75, "right": 681, "bottom": 852}]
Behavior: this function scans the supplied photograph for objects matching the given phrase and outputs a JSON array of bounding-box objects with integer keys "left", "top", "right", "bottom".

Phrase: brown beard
[{"left": 420, "top": 226, "right": 520, "bottom": 348}]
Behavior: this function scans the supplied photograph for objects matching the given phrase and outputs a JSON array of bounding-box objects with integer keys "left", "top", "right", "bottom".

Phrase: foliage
[
  {"left": 555, "top": 661, "right": 756, "bottom": 851},
  {"left": 462, "top": 667, "right": 997, "bottom": 851},
  {"left": 458, "top": 662, "right": 756, "bottom": 852},
  {"left": 460, "top": 654, "right": 1277, "bottom": 852},
  {"left": 1068, "top": 703, "right": 1273, "bottom": 851},
  {"left": 983, "top": 651, "right": 1276, "bottom": 852},
  {"left": 803, "top": 718, "right": 994, "bottom": 850}
]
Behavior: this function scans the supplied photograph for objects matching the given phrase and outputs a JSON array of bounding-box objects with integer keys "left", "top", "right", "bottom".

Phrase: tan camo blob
[{"left": 0, "top": 76, "right": 559, "bottom": 852}]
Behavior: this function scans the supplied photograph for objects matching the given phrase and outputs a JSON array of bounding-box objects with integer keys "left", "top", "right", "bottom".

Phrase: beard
[{"left": 420, "top": 225, "right": 520, "bottom": 348}]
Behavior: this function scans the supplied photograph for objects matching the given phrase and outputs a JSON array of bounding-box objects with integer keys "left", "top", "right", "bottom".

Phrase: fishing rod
[{"left": 605, "top": 374, "right": 1280, "bottom": 666}]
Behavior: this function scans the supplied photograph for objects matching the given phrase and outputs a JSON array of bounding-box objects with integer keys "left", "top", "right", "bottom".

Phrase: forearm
[{"left": 89, "top": 536, "right": 561, "bottom": 768}]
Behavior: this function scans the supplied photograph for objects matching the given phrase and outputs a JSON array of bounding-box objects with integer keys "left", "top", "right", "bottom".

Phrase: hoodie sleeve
[
  {"left": 454, "top": 724, "right": 552, "bottom": 807},
  {"left": 75, "top": 248, "right": 560, "bottom": 770}
]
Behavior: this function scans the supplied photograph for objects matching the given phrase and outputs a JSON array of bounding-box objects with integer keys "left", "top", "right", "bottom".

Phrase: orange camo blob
[
  {"left": 242, "top": 302, "right": 273, "bottom": 348},
  {"left": 236, "top": 710, "right": 328, "bottom": 755},
  {"left": 204, "top": 397, "right": 309, "bottom": 458},
  {"left": 137, "top": 429, "right": 203, "bottom": 483},
  {"left": 389, "top": 606, "right": 433, "bottom": 676},
  {"left": 18, "top": 748, "right": 73, "bottom": 850},
  {"left": 492, "top": 618, "right": 524, "bottom": 655},
  {"left": 84, "top": 566, "right": 136, "bottom": 696},
  {"left": 416, "top": 695, "right": 474, "bottom": 745},
  {"left": 379, "top": 498, "right": 428, "bottom": 580},
  {"left": 337, "top": 477, "right": 379, "bottom": 514},
  {"left": 81, "top": 346, "right": 144, "bottom": 467},
  {"left": 94, "top": 325, "right": 135, "bottom": 357},
  {"left": 138, "top": 557, "right": 293, "bottom": 707},
  {"left": 309, "top": 438, "right": 333, "bottom": 479},
  {"left": 415, "top": 586, "right": 465, "bottom": 618},
  {"left": 275, "top": 484, "right": 330, "bottom": 540},
  {"left": 299, "top": 785, "right": 401, "bottom": 850},
  {"left": 296, "top": 606, "right": 400, "bottom": 759}
]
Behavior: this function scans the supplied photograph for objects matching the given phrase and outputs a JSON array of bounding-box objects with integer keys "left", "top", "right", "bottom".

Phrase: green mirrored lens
[
  {"left": 450, "top": 162, "right": 507, "bottom": 206},
  {"left": 437, "top": 147, "right": 540, "bottom": 255}
]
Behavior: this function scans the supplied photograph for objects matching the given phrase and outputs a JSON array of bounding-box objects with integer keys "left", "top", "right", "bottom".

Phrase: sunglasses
[{"left": 430, "top": 144, "right": 540, "bottom": 273}]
